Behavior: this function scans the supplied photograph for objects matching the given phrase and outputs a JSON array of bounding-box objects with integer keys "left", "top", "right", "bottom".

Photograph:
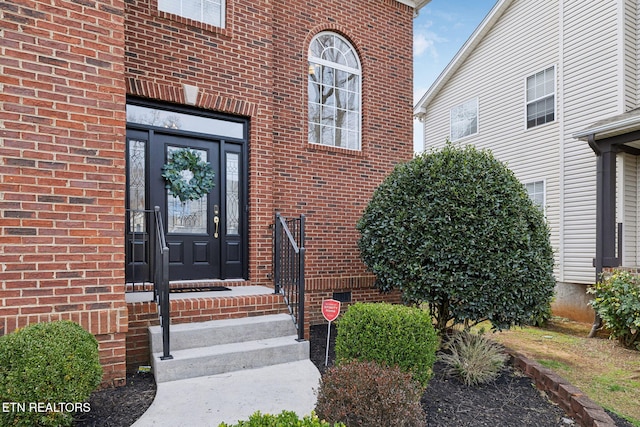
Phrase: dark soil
[
  {"left": 72, "top": 324, "right": 633, "bottom": 426},
  {"left": 72, "top": 372, "right": 156, "bottom": 427}
]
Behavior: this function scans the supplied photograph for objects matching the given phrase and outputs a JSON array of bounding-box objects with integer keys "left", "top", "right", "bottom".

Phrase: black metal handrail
[
  {"left": 153, "top": 207, "right": 172, "bottom": 360},
  {"left": 274, "top": 212, "right": 306, "bottom": 341}
]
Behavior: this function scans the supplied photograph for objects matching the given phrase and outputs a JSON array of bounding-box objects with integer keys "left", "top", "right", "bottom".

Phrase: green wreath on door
[{"left": 161, "top": 148, "right": 215, "bottom": 203}]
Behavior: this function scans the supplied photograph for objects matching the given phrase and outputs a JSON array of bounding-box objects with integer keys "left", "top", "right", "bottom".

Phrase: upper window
[
  {"left": 450, "top": 98, "right": 478, "bottom": 141},
  {"left": 525, "top": 180, "right": 545, "bottom": 212},
  {"left": 526, "top": 66, "right": 555, "bottom": 128},
  {"left": 308, "top": 32, "right": 361, "bottom": 151},
  {"left": 158, "top": 0, "right": 225, "bottom": 28}
]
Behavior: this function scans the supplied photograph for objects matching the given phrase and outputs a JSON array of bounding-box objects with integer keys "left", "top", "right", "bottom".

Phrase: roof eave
[
  {"left": 573, "top": 118, "right": 640, "bottom": 141},
  {"left": 396, "top": 0, "right": 431, "bottom": 12},
  {"left": 413, "top": 0, "right": 513, "bottom": 118}
]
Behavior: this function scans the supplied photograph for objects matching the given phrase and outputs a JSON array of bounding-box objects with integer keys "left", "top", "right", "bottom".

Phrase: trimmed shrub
[
  {"left": 218, "top": 410, "right": 345, "bottom": 427},
  {"left": 588, "top": 270, "right": 640, "bottom": 350},
  {"left": 439, "top": 331, "right": 506, "bottom": 386},
  {"left": 0, "top": 320, "right": 103, "bottom": 427},
  {"left": 315, "top": 360, "right": 426, "bottom": 427},
  {"left": 335, "top": 302, "right": 438, "bottom": 387},
  {"left": 357, "top": 143, "right": 556, "bottom": 333}
]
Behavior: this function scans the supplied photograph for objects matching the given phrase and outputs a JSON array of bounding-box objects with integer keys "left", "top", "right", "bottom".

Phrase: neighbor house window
[
  {"left": 450, "top": 98, "right": 478, "bottom": 141},
  {"left": 308, "top": 32, "right": 361, "bottom": 151},
  {"left": 158, "top": 0, "right": 225, "bottom": 28},
  {"left": 525, "top": 180, "right": 545, "bottom": 212},
  {"left": 526, "top": 66, "right": 555, "bottom": 128}
]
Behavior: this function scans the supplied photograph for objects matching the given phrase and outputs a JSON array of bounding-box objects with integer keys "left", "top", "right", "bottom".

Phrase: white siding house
[{"left": 415, "top": 0, "right": 640, "bottom": 323}]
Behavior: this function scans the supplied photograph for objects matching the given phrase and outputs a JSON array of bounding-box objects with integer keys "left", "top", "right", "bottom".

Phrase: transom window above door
[
  {"left": 308, "top": 32, "right": 362, "bottom": 151},
  {"left": 158, "top": 0, "right": 225, "bottom": 28}
]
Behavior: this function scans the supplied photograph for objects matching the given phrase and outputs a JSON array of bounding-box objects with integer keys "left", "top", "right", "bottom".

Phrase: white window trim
[
  {"left": 308, "top": 32, "right": 362, "bottom": 151},
  {"left": 524, "top": 65, "right": 556, "bottom": 130},
  {"left": 524, "top": 179, "right": 546, "bottom": 215},
  {"left": 449, "top": 97, "right": 479, "bottom": 142},
  {"left": 158, "top": 0, "right": 226, "bottom": 29}
]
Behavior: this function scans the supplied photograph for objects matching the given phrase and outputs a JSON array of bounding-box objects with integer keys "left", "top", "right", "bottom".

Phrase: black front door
[
  {"left": 125, "top": 105, "right": 247, "bottom": 282},
  {"left": 151, "top": 134, "right": 221, "bottom": 280}
]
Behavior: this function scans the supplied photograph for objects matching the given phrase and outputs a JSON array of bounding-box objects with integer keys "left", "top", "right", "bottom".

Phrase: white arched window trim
[{"left": 308, "top": 32, "right": 362, "bottom": 151}]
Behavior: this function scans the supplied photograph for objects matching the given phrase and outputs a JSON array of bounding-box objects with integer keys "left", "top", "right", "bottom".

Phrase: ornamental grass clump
[
  {"left": 0, "top": 320, "right": 103, "bottom": 427},
  {"left": 588, "top": 270, "right": 640, "bottom": 350},
  {"left": 440, "top": 331, "right": 507, "bottom": 386},
  {"left": 315, "top": 360, "right": 426, "bottom": 427},
  {"left": 335, "top": 302, "right": 438, "bottom": 387}
]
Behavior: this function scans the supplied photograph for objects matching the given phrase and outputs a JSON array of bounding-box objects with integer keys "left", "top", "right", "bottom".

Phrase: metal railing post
[
  {"left": 274, "top": 212, "right": 282, "bottom": 294},
  {"left": 297, "top": 215, "right": 305, "bottom": 341},
  {"left": 154, "top": 206, "right": 172, "bottom": 361}
]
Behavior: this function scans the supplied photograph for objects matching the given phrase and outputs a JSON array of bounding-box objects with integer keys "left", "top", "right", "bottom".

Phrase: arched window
[{"left": 308, "top": 32, "right": 361, "bottom": 150}]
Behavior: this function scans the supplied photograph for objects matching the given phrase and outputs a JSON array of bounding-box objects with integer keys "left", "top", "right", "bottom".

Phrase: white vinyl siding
[
  {"left": 625, "top": 0, "right": 639, "bottom": 109},
  {"left": 561, "top": 1, "right": 620, "bottom": 283},
  {"left": 621, "top": 153, "right": 639, "bottom": 266},
  {"left": 450, "top": 98, "right": 478, "bottom": 141}
]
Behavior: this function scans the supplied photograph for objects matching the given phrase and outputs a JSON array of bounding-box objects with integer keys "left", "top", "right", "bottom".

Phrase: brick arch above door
[{"left": 125, "top": 78, "right": 258, "bottom": 118}]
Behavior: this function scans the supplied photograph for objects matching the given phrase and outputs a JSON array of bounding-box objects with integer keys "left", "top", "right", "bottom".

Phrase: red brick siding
[
  {"left": 2, "top": 0, "right": 415, "bottom": 384},
  {"left": 0, "top": 0, "right": 127, "bottom": 386},
  {"left": 304, "top": 276, "right": 403, "bottom": 338},
  {"left": 124, "top": 0, "right": 414, "bottom": 284},
  {"left": 271, "top": 1, "right": 415, "bottom": 278}
]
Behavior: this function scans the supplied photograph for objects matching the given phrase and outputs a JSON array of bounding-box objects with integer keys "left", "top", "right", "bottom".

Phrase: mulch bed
[
  {"left": 72, "top": 323, "right": 632, "bottom": 426},
  {"left": 73, "top": 372, "right": 156, "bottom": 427}
]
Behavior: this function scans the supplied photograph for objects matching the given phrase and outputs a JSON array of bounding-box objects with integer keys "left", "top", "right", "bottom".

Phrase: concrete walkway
[{"left": 131, "top": 359, "right": 321, "bottom": 427}]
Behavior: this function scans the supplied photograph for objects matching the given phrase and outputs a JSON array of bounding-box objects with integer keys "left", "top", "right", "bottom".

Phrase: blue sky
[{"left": 413, "top": 0, "right": 498, "bottom": 152}]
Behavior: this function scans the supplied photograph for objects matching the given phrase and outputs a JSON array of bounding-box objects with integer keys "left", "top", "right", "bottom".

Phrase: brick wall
[
  {"left": 124, "top": 0, "right": 414, "bottom": 284},
  {"left": 1, "top": 0, "right": 415, "bottom": 384},
  {"left": 271, "top": 0, "right": 415, "bottom": 278},
  {"left": 0, "top": 0, "right": 128, "bottom": 386}
]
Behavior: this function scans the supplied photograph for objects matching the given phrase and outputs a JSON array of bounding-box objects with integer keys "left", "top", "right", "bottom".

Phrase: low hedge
[
  {"left": 334, "top": 302, "right": 438, "bottom": 387},
  {"left": 218, "top": 410, "right": 345, "bottom": 426},
  {"left": 0, "top": 320, "right": 103, "bottom": 427}
]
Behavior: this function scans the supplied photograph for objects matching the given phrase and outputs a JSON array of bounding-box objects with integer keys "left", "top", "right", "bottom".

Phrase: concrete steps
[{"left": 149, "top": 313, "right": 309, "bottom": 383}]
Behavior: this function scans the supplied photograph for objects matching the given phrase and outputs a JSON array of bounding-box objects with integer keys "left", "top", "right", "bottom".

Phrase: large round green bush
[
  {"left": 335, "top": 303, "right": 438, "bottom": 387},
  {"left": 357, "top": 143, "right": 556, "bottom": 332},
  {"left": 0, "top": 320, "right": 103, "bottom": 427}
]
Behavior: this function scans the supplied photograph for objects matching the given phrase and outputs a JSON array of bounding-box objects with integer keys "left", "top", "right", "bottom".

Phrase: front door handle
[{"left": 213, "top": 204, "right": 219, "bottom": 238}]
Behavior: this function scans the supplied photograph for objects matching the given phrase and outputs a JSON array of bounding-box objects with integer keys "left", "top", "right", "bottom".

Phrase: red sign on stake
[{"left": 322, "top": 299, "right": 341, "bottom": 322}]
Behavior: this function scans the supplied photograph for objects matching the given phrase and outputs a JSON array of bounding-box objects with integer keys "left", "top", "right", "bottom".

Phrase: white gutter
[{"left": 573, "top": 115, "right": 640, "bottom": 140}]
